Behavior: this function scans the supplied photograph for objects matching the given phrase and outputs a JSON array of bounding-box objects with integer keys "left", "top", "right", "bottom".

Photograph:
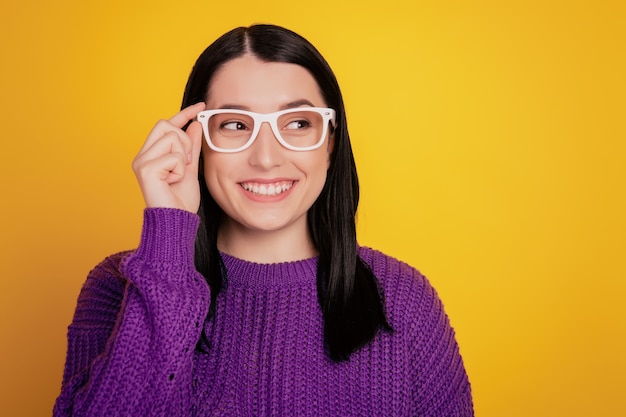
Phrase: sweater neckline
[{"left": 219, "top": 251, "right": 319, "bottom": 288}]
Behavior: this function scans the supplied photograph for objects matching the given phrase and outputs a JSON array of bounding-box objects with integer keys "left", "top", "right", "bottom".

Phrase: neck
[{"left": 217, "top": 218, "right": 318, "bottom": 264}]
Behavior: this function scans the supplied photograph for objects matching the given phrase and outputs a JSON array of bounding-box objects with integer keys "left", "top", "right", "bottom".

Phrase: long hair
[{"left": 182, "top": 24, "right": 390, "bottom": 361}]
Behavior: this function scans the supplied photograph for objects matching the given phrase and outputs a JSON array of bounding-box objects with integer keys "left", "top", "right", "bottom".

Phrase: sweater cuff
[{"left": 132, "top": 208, "right": 200, "bottom": 264}]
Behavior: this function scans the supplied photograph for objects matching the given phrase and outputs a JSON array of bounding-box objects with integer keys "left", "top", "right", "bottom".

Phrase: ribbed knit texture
[{"left": 54, "top": 208, "right": 473, "bottom": 416}]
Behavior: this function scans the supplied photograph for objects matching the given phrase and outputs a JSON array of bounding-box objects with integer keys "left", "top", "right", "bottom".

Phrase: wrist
[{"left": 133, "top": 208, "right": 200, "bottom": 264}]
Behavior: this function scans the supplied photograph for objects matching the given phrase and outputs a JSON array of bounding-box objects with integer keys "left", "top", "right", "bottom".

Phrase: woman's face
[{"left": 202, "top": 54, "right": 333, "bottom": 244}]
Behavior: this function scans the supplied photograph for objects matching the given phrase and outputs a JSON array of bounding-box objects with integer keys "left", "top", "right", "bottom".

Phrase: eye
[
  {"left": 284, "top": 119, "right": 312, "bottom": 130},
  {"left": 221, "top": 121, "right": 249, "bottom": 131}
]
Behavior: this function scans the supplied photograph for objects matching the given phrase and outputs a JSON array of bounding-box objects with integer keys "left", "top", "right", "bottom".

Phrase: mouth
[{"left": 240, "top": 181, "right": 295, "bottom": 197}]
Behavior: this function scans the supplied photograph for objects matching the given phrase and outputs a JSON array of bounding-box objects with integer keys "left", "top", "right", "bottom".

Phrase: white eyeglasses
[{"left": 197, "top": 107, "right": 336, "bottom": 153}]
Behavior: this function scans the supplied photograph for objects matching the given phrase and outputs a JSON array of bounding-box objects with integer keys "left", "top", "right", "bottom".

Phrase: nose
[{"left": 247, "top": 121, "right": 284, "bottom": 168}]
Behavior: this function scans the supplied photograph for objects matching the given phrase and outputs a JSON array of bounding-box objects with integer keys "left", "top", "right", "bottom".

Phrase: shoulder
[
  {"left": 71, "top": 251, "right": 132, "bottom": 327},
  {"left": 358, "top": 245, "right": 431, "bottom": 297},
  {"left": 357, "top": 246, "right": 445, "bottom": 334},
  {"left": 82, "top": 251, "right": 131, "bottom": 295}
]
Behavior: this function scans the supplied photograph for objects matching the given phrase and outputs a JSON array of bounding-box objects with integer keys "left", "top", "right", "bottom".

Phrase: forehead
[{"left": 206, "top": 54, "right": 326, "bottom": 110}]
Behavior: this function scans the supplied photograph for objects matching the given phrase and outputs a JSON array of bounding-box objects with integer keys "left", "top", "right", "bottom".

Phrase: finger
[
  {"left": 135, "top": 130, "right": 188, "bottom": 165},
  {"left": 135, "top": 154, "right": 187, "bottom": 209},
  {"left": 139, "top": 103, "right": 205, "bottom": 155},
  {"left": 137, "top": 152, "right": 187, "bottom": 185},
  {"left": 138, "top": 119, "right": 186, "bottom": 156},
  {"left": 185, "top": 120, "right": 203, "bottom": 171},
  {"left": 169, "top": 102, "right": 206, "bottom": 129}
]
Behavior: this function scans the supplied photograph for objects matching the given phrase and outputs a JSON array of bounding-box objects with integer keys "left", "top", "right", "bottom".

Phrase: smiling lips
[{"left": 240, "top": 181, "right": 295, "bottom": 197}]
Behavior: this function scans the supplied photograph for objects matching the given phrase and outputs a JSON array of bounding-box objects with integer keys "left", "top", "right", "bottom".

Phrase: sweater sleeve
[
  {"left": 358, "top": 247, "right": 473, "bottom": 416},
  {"left": 408, "top": 269, "right": 474, "bottom": 417},
  {"left": 53, "top": 208, "right": 211, "bottom": 417}
]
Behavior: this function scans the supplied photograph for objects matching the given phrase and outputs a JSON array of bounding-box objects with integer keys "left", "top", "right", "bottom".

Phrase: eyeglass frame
[{"left": 196, "top": 107, "right": 337, "bottom": 153}]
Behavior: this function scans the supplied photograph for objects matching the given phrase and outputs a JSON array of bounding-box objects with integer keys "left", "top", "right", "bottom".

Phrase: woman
[{"left": 54, "top": 24, "right": 474, "bottom": 416}]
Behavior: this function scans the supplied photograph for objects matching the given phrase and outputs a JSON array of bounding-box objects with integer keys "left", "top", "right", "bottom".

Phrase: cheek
[
  {"left": 201, "top": 154, "right": 215, "bottom": 186},
  {"left": 299, "top": 154, "right": 331, "bottom": 189},
  {"left": 202, "top": 153, "right": 232, "bottom": 194}
]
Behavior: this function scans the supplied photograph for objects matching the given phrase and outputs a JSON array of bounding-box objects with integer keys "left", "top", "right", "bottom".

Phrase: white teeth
[{"left": 241, "top": 181, "right": 294, "bottom": 196}]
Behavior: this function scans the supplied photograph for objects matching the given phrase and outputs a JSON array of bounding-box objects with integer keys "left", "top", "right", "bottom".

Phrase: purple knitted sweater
[{"left": 54, "top": 208, "right": 473, "bottom": 416}]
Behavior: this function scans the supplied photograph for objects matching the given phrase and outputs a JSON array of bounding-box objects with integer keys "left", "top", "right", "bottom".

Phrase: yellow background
[{"left": 1, "top": 0, "right": 624, "bottom": 415}]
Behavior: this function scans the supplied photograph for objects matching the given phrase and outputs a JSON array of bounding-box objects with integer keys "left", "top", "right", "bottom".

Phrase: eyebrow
[{"left": 217, "top": 99, "right": 317, "bottom": 111}]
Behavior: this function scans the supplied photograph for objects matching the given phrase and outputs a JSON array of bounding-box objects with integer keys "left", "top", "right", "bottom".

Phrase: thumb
[{"left": 186, "top": 120, "right": 204, "bottom": 174}]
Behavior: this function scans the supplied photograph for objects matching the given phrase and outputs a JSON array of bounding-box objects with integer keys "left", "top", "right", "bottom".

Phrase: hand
[{"left": 132, "top": 102, "right": 206, "bottom": 213}]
